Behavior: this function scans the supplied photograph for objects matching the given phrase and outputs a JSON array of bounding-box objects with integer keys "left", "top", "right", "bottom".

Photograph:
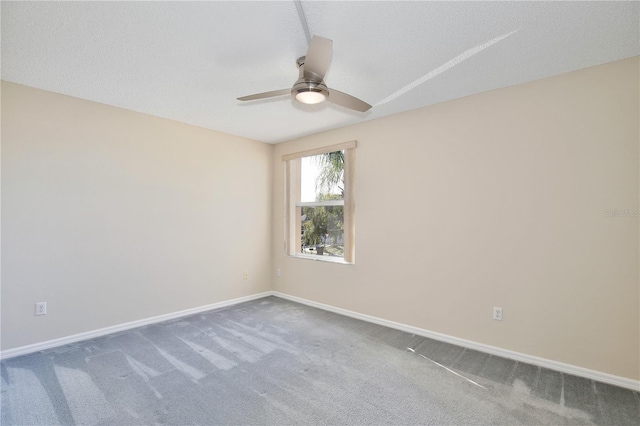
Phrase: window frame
[{"left": 283, "top": 141, "right": 356, "bottom": 264}]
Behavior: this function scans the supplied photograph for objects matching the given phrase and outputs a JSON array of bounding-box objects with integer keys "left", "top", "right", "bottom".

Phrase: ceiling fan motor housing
[
  {"left": 291, "top": 55, "right": 329, "bottom": 102},
  {"left": 291, "top": 79, "right": 329, "bottom": 99}
]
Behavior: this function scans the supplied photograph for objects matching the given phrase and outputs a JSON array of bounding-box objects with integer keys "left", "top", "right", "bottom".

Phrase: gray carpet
[{"left": 1, "top": 296, "right": 638, "bottom": 425}]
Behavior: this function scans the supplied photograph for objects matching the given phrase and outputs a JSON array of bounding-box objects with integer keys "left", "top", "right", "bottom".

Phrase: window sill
[{"left": 288, "top": 253, "right": 353, "bottom": 265}]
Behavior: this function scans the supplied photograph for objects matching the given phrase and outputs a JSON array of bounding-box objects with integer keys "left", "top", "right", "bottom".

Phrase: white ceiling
[{"left": 2, "top": 1, "right": 638, "bottom": 144}]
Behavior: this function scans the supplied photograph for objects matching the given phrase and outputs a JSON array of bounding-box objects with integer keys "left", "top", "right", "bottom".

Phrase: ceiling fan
[{"left": 237, "top": 36, "right": 372, "bottom": 112}]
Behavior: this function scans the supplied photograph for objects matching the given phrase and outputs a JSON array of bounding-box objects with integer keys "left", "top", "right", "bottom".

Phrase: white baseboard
[
  {"left": 272, "top": 291, "right": 640, "bottom": 392},
  {"left": 0, "top": 291, "right": 274, "bottom": 360},
  {"left": 3, "top": 290, "right": 638, "bottom": 392}
]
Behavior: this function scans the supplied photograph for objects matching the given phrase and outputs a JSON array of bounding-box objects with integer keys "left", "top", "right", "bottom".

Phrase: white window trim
[
  {"left": 296, "top": 200, "right": 344, "bottom": 207},
  {"left": 283, "top": 141, "right": 356, "bottom": 264}
]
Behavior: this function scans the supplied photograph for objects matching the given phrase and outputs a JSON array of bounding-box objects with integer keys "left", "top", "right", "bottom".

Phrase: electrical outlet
[
  {"left": 276, "top": 268, "right": 281, "bottom": 277},
  {"left": 243, "top": 271, "right": 249, "bottom": 280},
  {"left": 493, "top": 307, "right": 503, "bottom": 321},
  {"left": 35, "top": 302, "right": 47, "bottom": 316}
]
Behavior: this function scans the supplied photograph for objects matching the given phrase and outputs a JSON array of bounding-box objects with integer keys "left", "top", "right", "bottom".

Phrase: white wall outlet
[
  {"left": 493, "top": 307, "right": 503, "bottom": 321},
  {"left": 35, "top": 302, "right": 47, "bottom": 316},
  {"left": 243, "top": 271, "right": 249, "bottom": 280},
  {"left": 276, "top": 268, "right": 281, "bottom": 277}
]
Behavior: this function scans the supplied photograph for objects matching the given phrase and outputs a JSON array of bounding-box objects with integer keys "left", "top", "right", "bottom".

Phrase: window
[{"left": 284, "top": 141, "right": 356, "bottom": 263}]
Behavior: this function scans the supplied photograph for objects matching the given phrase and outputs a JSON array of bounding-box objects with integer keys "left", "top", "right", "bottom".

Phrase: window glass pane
[
  {"left": 285, "top": 144, "right": 353, "bottom": 262},
  {"left": 300, "top": 151, "right": 344, "bottom": 203},
  {"left": 300, "top": 205, "right": 344, "bottom": 258}
]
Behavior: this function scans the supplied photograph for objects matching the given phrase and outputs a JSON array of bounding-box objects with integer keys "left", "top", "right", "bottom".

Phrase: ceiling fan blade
[
  {"left": 328, "top": 89, "right": 372, "bottom": 112},
  {"left": 237, "top": 89, "right": 290, "bottom": 101},
  {"left": 304, "top": 36, "right": 332, "bottom": 80}
]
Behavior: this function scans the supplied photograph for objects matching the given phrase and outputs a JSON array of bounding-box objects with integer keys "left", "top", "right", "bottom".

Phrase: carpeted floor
[{"left": 1, "top": 296, "right": 638, "bottom": 425}]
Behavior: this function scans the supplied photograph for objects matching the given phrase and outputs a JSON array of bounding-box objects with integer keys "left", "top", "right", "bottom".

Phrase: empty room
[{"left": 1, "top": 1, "right": 638, "bottom": 425}]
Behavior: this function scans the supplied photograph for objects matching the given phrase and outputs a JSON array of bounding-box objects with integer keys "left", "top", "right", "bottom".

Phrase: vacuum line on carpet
[{"left": 407, "top": 347, "right": 487, "bottom": 389}]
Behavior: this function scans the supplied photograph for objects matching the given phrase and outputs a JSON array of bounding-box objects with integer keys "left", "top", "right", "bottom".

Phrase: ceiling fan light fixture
[
  {"left": 295, "top": 89, "right": 327, "bottom": 104},
  {"left": 292, "top": 79, "right": 329, "bottom": 105}
]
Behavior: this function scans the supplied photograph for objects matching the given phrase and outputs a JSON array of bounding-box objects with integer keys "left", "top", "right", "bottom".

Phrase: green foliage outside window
[{"left": 301, "top": 151, "right": 345, "bottom": 256}]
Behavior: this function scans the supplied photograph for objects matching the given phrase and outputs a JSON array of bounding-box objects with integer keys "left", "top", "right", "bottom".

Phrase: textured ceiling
[{"left": 2, "top": 1, "right": 638, "bottom": 144}]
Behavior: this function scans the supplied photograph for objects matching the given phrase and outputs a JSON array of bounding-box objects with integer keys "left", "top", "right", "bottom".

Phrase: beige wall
[
  {"left": 272, "top": 57, "right": 640, "bottom": 380},
  {"left": 1, "top": 81, "right": 273, "bottom": 350}
]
